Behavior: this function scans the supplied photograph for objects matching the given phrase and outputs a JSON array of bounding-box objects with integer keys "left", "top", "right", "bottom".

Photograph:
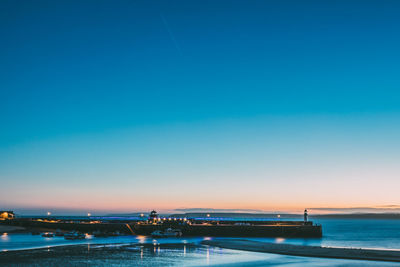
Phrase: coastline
[
  {"left": 0, "top": 242, "right": 194, "bottom": 266},
  {"left": 202, "top": 239, "right": 400, "bottom": 262},
  {"left": 2, "top": 239, "right": 400, "bottom": 266}
]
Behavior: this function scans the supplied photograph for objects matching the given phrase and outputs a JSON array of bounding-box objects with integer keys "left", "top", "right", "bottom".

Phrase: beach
[
  {"left": 1, "top": 240, "right": 399, "bottom": 267},
  {"left": 0, "top": 243, "right": 199, "bottom": 267},
  {"left": 202, "top": 239, "right": 400, "bottom": 262}
]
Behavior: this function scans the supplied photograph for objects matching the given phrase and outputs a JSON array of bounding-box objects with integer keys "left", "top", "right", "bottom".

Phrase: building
[
  {"left": 0, "top": 211, "right": 15, "bottom": 220},
  {"left": 148, "top": 210, "right": 158, "bottom": 221}
]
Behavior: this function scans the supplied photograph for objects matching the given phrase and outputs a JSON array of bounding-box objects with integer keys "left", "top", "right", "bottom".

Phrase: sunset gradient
[{"left": 1, "top": 0, "right": 400, "bottom": 215}]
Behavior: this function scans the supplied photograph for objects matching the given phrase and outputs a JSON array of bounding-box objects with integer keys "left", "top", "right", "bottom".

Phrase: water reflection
[
  {"left": 1, "top": 238, "right": 396, "bottom": 266},
  {"left": 136, "top": 235, "right": 147, "bottom": 244},
  {"left": 0, "top": 234, "right": 208, "bottom": 251},
  {"left": 1, "top": 233, "right": 9, "bottom": 241},
  {"left": 85, "top": 234, "right": 93, "bottom": 240},
  {"left": 206, "top": 246, "right": 210, "bottom": 265}
]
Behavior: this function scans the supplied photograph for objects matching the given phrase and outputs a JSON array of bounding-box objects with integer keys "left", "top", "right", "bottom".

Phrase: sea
[{"left": 2, "top": 218, "right": 400, "bottom": 266}]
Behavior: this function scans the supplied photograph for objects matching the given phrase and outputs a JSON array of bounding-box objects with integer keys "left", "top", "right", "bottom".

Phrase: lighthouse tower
[
  {"left": 304, "top": 209, "right": 308, "bottom": 223},
  {"left": 148, "top": 210, "right": 158, "bottom": 222}
]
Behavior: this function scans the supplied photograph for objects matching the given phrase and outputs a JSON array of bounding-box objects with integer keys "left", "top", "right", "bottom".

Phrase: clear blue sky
[{"left": 1, "top": 0, "right": 400, "bottom": 215}]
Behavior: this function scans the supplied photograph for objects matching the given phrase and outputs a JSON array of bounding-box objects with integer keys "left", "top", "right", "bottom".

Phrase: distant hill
[
  {"left": 313, "top": 213, "right": 400, "bottom": 219},
  {"left": 104, "top": 212, "right": 145, "bottom": 217},
  {"left": 104, "top": 212, "right": 400, "bottom": 219}
]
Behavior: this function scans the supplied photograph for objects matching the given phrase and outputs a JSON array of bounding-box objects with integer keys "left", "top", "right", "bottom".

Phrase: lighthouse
[
  {"left": 148, "top": 210, "right": 158, "bottom": 222},
  {"left": 304, "top": 209, "right": 308, "bottom": 223}
]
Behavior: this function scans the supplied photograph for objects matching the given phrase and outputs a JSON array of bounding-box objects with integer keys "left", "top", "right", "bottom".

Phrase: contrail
[{"left": 160, "top": 13, "right": 183, "bottom": 56}]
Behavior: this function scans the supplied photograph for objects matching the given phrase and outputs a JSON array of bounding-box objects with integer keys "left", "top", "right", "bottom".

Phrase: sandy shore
[
  {"left": 202, "top": 239, "right": 400, "bottom": 262},
  {"left": 0, "top": 243, "right": 198, "bottom": 266}
]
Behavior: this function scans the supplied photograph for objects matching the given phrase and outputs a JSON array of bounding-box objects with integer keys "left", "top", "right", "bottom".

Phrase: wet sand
[
  {"left": 202, "top": 239, "right": 400, "bottom": 262},
  {"left": 1, "top": 240, "right": 399, "bottom": 266},
  {"left": 0, "top": 243, "right": 198, "bottom": 266}
]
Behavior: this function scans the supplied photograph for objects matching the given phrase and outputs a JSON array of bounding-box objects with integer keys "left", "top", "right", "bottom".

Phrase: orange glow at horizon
[{"left": 9, "top": 199, "right": 397, "bottom": 215}]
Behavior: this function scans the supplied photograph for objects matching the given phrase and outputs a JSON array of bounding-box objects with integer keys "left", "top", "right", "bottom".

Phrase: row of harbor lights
[
  {"left": 153, "top": 217, "right": 187, "bottom": 221},
  {"left": 46, "top": 212, "right": 92, "bottom": 217}
]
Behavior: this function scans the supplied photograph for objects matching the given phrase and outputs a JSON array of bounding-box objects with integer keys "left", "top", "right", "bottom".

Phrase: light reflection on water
[
  {"left": 136, "top": 235, "right": 146, "bottom": 244},
  {"left": 129, "top": 243, "right": 398, "bottom": 266},
  {"left": 1, "top": 233, "right": 9, "bottom": 242},
  {"left": 245, "top": 219, "right": 400, "bottom": 250},
  {"left": 206, "top": 246, "right": 210, "bottom": 265},
  {"left": 2, "top": 219, "right": 400, "bottom": 266}
]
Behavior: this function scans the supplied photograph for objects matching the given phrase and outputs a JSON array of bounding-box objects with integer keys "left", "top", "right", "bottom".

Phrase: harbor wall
[
  {"left": 3, "top": 219, "right": 322, "bottom": 238},
  {"left": 134, "top": 223, "right": 322, "bottom": 238}
]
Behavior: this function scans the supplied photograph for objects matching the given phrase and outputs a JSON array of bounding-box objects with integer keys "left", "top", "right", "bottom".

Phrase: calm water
[
  {"left": 248, "top": 218, "right": 400, "bottom": 250},
  {"left": 2, "top": 219, "right": 400, "bottom": 266}
]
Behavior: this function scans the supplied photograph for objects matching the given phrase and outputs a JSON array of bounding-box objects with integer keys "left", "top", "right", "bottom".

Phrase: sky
[{"left": 1, "top": 0, "right": 400, "bottom": 215}]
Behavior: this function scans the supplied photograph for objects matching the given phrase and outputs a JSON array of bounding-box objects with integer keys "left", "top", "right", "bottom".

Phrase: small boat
[
  {"left": 93, "top": 231, "right": 120, "bottom": 237},
  {"left": 93, "top": 231, "right": 112, "bottom": 237},
  {"left": 151, "top": 230, "right": 164, "bottom": 238},
  {"left": 55, "top": 230, "right": 64, "bottom": 236},
  {"left": 64, "top": 231, "right": 86, "bottom": 240},
  {"left": 151, "top": 228, "right": 182, "bottom": 238},
  {"left": 41, "top": 232, "right": 54, "bottom": 238},
  {"left": 107, "top": 231, "right": 120, "bottom": 237},
  {"left": 94, "top": 233, "right": 109, "bottom": 237}
]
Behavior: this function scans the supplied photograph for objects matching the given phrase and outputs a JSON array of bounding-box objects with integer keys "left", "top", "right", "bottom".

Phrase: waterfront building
[
  {"left": 148, "top": 210, "right": 159, "bottom": 222},
  {"left": 0, "top": 211, "right": 15, "bottom": 220}
]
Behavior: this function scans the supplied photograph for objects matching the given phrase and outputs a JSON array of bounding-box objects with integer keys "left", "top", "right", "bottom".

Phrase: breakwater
[
  {"left": 134, "top": 221, "right": 322, "bottom": 238},
  {"left": 2, "top": 218, "right": 322, "bottom": 238}
]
